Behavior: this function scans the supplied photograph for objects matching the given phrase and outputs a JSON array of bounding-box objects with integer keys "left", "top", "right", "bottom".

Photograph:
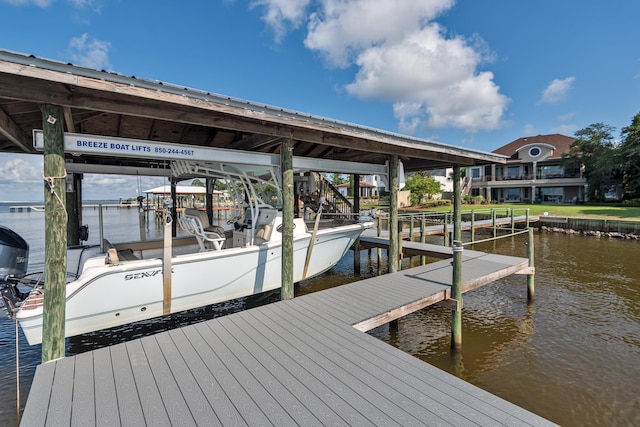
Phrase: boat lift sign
[
  {"left": 33, "top": 130, "right": 279, "bottom": 167},
  {"left": 32, "top": 130, "right": 388, "bottom": 176}
]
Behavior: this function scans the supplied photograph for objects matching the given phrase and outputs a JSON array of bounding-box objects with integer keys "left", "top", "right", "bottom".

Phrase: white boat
[{"left": 2, "top": 160, "right": 372, "bottom": 345}]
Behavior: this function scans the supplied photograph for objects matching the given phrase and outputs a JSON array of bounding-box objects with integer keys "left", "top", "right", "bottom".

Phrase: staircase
[{"left": 297, "top": 172, "right": 352, "bottom": 218}]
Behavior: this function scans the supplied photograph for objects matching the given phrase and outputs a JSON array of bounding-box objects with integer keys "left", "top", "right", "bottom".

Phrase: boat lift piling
[
  {"left": 40, "top": 104, "right": 67, "bottom": 363},
  {"left": 451, "top": 165, "right": 463, "bottom": 350},
  {"left": 280, "top": 138, "right": 294, "bottom": 301},
  {"left": 353, "top": 175, "right": 361, "bottom": 275},
  {"left": 389, "top": 155, "right": 400, "bottom": 273},
  {"left": 527, "top": 227, "right": 535, "bottom": 301}
]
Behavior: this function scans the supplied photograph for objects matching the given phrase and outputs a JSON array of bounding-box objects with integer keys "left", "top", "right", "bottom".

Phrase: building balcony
[{"left": 471, "top": 174, "right": 585, "bottom": 188}]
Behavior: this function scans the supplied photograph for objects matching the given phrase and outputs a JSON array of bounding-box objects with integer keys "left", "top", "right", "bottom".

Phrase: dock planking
[{"left": 21, "top": 242, "right": 555, "bottom": 426}]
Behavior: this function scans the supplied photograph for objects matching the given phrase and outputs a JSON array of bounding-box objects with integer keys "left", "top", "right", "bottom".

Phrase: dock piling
[
  {"left": 40, "top": 103, "right": 67, "bottom": 363},
  {"left": 451, "top": 165, "right": 463, "bottom": 350},
  {"left": 281, "top": 138, "right": 294, "bottom": 300},
  {"left": 527, "top": 227, "right": 535, "bottom": 302},
  {"left": 389, "top": 155, "right": 399, "bottom": 273}
]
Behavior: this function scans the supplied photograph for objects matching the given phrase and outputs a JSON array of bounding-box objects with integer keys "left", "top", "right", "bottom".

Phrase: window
[
  {"left": 538, "top": 165, "right": 564, "bottom": 179},
  {"left": 538, "top": 187, "right": 563, "bottom": 203},
  {"left": 529, "top": 147, "right": 541, "bottom": 157},
  {"left": 506, "top": 188, "right": 520, "bottom": 201},
  {"left": 471, "top": 167, "right": 481, "bottom": 180},
  {"left": 506, "top": 166, "right": 520, "bottom": 179}
]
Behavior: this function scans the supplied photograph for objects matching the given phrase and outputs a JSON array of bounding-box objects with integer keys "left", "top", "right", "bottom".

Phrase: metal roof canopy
[{"left": 0, "top": 49, "right": 507, "bottom": 173}]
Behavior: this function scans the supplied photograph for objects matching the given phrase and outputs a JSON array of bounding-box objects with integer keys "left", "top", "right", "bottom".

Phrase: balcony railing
[{"left": 472, "top": 172, "right": 582, "bottom": 182}]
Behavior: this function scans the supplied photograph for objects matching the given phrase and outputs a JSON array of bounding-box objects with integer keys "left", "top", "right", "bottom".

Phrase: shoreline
[{"left": 538, "top": 224, "right": 640, "bottom": 239}]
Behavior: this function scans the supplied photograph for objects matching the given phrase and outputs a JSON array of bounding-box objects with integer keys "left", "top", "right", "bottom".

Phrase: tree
[
  {"left": 404, "top": 172, "right": 442, "bottom": 206},
  {"left": 619, "top": 112, "right": 640, "bottom": 199},
  {"left": 326, "top": 173, "right": 347, "bottom": 186},
  {"left": 561, "top": 123, "right": 618, "bottom": 202}
]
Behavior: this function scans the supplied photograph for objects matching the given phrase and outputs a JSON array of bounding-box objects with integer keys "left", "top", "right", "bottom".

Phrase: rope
[
  {"left": 43, "top": 171, "right": 68, "bottom": 223},
  {"left": 462, "top": 227, "right": 529, "bottom": 246}
]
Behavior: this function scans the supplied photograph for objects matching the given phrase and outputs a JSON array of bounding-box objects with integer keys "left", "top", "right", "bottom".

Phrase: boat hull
[{"left": 16, "top": 222, "right": 367, "bottom": 344}]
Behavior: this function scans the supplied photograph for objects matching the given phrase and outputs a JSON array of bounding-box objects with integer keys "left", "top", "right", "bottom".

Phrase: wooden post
[
  {"left": 491, "top": 208, "right": 497, "bottom": 238},
  {"left": 353, "top": 174, "right": 361, "bottom": 274},
  {"left": 397, "top": 220, "right": 403, "bottom": 271},
  {"left": 388, "top": 155, "right": 399, "bottom": 273},
  {"left": 511, "top": 208, "right": 515, "bottom": 233},
  {"left": 40, "top": 104, "right": 67, "bottom": 363},
  {"left": 451, "top": 165, "right": 463, "bottom": 350},
  {"left": 470, "top": 209, "right": 475, "bottom": 243},
  {"left": 527, "top": 227, "right": 535, "bottom": 302},
  {"left": 281, "top": 139, "right": 295, "bottom": 300},
  {"left": 420, "top": 213, "right": 426, "bottom": 265},
  {"left": 138, "top": 207, "right": 146, "bottom": 241},
  {"left": 525, "top": 208, "right": 530, "bottom": 228},
  {"left": 376, "top": 216, "right": 382, "bottom": 269},
  {"left": 353, "top": 174, "right": 360, "bottom": 219},
  {"left": 443, "top": 212, "right": 449, "bottom": 246},
  {"left": 409, "top": 215, "right": 414, "bottom": 242}
]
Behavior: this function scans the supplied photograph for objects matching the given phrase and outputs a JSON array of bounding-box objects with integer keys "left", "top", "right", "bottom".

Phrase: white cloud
[
  {"left": 0, "top": 155, "right": 43, "bottom": 184},
  {"left": 253, "top": 0, "right": 509, "bottom": 134},
  {"left": 251, "top": 0, "right": 311, "bottom": 42},
  {"left": 68, "top": 33, "right": 112, "bottom": 70},
  {"left": 539, "top": 77, "right": 575, "bottom": 104},
  {"left": 344, "top": 24, "right": 509, "bottom": 132},
  {"left": 305, "top": 0, "right": 454, "bottom": 67}
]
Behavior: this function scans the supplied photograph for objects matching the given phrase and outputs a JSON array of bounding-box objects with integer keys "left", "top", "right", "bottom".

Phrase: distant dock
[{"left": 9, "top": 203, "right": 142, "bottom": 212}]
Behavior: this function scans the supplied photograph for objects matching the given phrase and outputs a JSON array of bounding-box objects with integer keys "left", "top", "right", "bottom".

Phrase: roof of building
[{"left": 492, "top": 134, "right": 576, "bottom": 160}]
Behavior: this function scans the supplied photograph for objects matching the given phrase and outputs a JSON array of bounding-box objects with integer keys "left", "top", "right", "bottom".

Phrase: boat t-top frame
[{"left": 171, "top": 159, "right": 282, "bottom": 245}]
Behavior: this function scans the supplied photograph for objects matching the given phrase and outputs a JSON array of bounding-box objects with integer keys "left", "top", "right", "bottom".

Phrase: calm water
[{"left": 1, "top": 203, "right": 639, "bottom": 426}]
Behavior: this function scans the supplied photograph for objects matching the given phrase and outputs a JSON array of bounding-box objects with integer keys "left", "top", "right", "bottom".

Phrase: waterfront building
[{"left": 468, "top": 134, "right": 588, "bottom": 203}]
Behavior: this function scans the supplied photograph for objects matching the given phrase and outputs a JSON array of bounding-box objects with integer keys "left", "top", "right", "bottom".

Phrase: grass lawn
[{"left": 401, "top": 203, "right": 640, "bottom": 221}]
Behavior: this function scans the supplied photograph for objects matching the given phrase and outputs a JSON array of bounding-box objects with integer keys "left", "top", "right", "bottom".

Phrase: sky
[{"left": 1, "top": 0, "right": 639, "bottom": 201}]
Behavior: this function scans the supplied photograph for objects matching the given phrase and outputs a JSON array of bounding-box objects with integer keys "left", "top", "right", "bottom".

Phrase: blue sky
[{"left": 1, "top": 0, "right": 639, "bottom": 201}]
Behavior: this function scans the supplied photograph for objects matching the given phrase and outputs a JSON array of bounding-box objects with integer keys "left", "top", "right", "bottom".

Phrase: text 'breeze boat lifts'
[{"left": 0, "top": 131, "right": 400, "bottom": 345}]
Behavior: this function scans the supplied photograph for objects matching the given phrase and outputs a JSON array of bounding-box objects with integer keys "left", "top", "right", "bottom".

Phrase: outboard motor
[{"left": 0, "top": 225, "right": 29, "bottom": 316}]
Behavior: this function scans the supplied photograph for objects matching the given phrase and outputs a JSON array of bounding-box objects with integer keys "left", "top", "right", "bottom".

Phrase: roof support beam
[
  {"left": 63, "top": 106, "right": 76, "bottom": 132},
  {"left": 0, "top": 106, "right": 32, "bottom": 152}
]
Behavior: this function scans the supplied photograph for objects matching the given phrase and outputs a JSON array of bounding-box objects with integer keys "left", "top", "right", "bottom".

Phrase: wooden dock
[{"left": 21, "top": 242, "right": 554, "bottom": 426}]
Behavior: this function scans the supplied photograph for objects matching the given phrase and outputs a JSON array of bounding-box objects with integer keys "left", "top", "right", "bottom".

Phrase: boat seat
[
  {"left": 253, "top": 224, "right": 273, "bottom": 244},
  {"left": 178, "top": 215, "right": 225, "bottom": 251},
  {"left": 184, "top": 208, "right": 228, "bottom": 236},
  {"left": 106, "top": 248, "right": 119, "bottom": 265},
  {"left": 105, "top": 245, "right": 138, "bottom": 264}
]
